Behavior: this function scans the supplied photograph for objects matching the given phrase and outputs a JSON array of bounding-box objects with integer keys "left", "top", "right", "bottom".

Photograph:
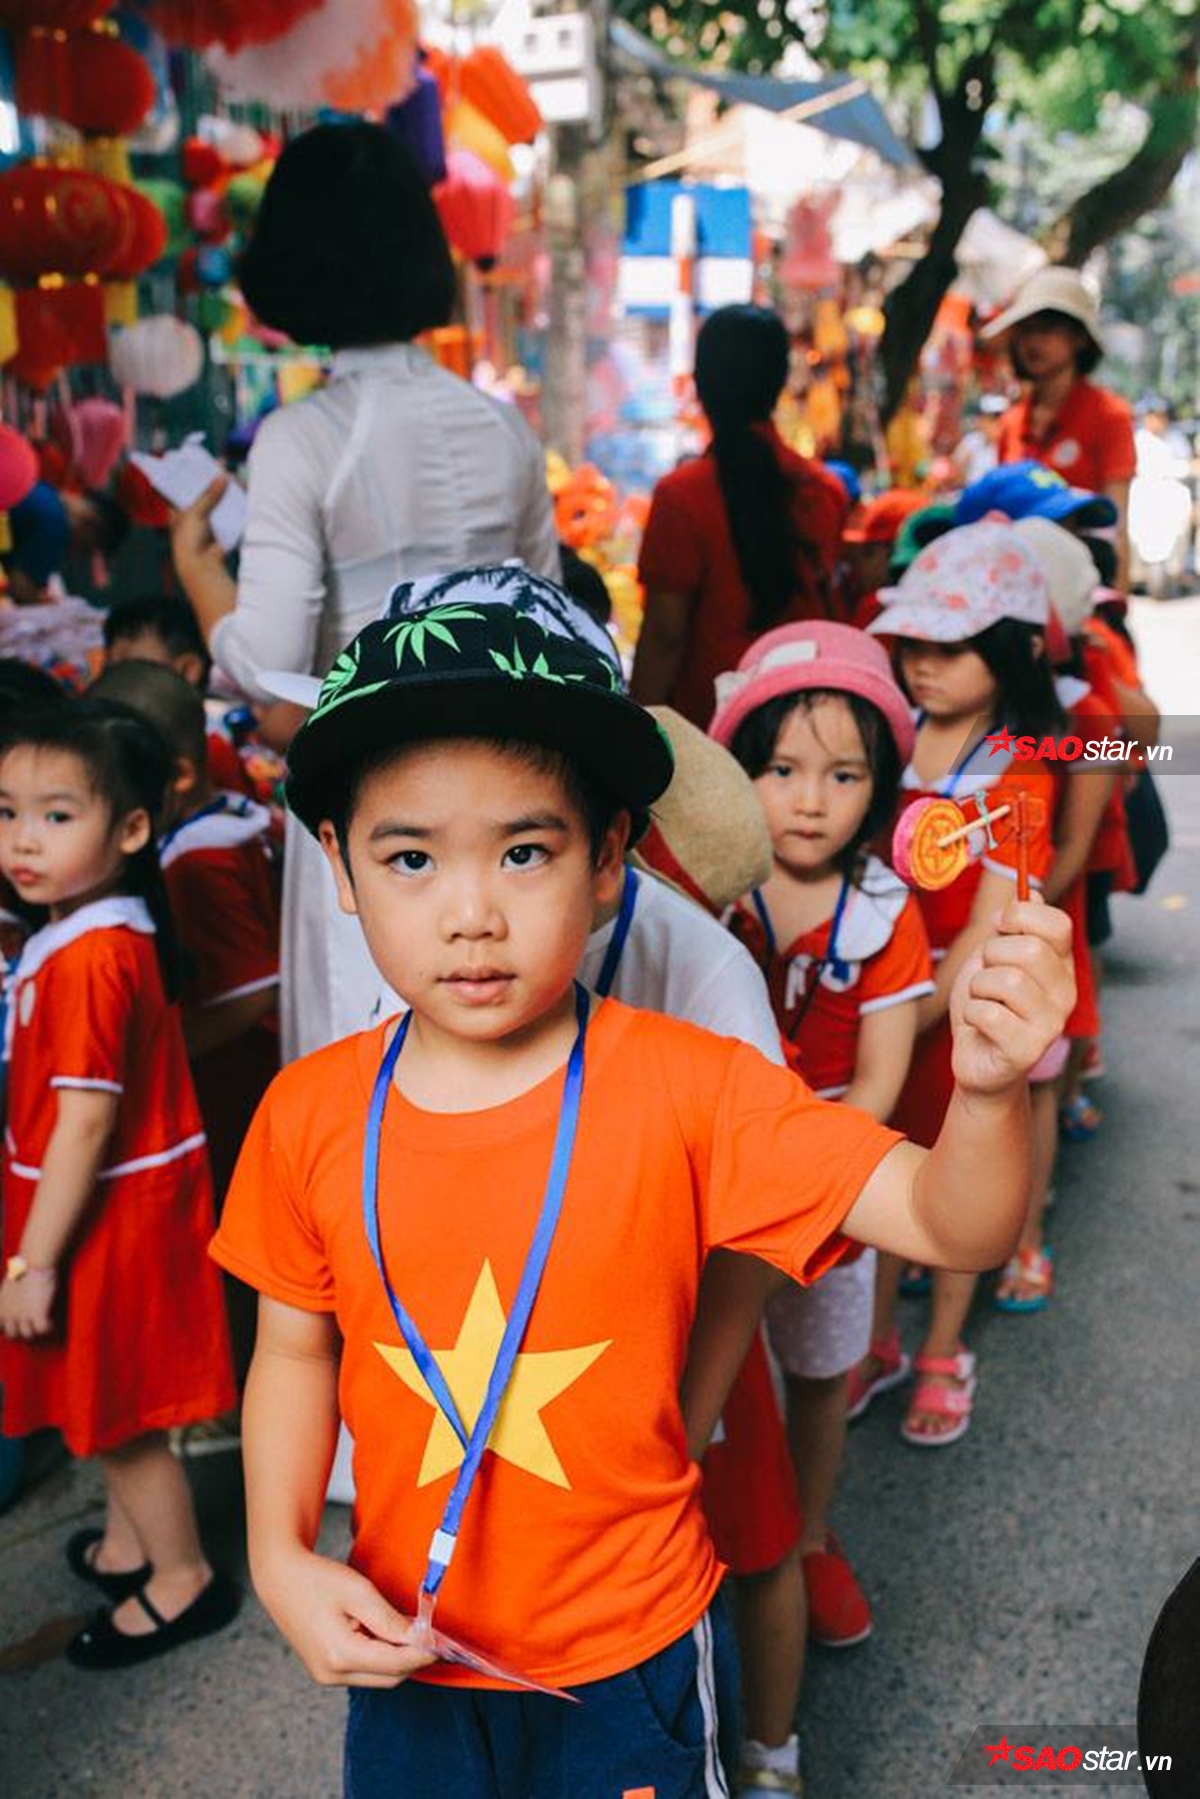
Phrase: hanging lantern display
[
  {"left": 434, "top": 149, "right": 514, "bottom": 272},
  {"left": 780, "top": 196, "right": 840, "bottom": 292},
  {"left": 384, "top": 63, "right": 446, "bottom": 186},
  {"left": 459, "top": 47, "right": 541, "bottom": 146},
  {"left": 444, "top": 100, "right": 515, "bottom": 185},
  {"left": 110, "top": 315, "right": 204, "bottom": 398},
  {"left": 135, "top": 177, "right": 187, "bottom": 256},
  {"left": 14, "top": 24, "right": 156, "bottom": 138},
  {"left": 206, "top": 0, "right": 418, "bottom": 113},
  {"left": 143, "top": 0, "right": 321, "bottom": 52},
  {"left": 0, "top": 163, "right": 135, "bottom": 282},
  {"left": 7, "top": 282, "right": 108, "bottom": 389},
  {"left": 0, "top": 423, "right": 39, "bottom": 511}
]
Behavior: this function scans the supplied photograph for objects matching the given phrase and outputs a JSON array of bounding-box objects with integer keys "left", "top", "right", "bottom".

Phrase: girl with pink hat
[{"left": 710, "top": 621, "right": 934, "bottom": 1658}]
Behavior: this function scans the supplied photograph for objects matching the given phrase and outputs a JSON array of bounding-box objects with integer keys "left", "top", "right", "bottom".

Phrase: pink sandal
[
  {"left": 900, "top": 1347, "right": 976, "bottom": 1448},
  {"left": 846, "top": 1330, "right": 911, "bottom": 1421}
]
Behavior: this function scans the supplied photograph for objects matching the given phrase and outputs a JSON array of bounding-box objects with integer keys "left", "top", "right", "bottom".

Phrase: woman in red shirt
[
  {"left": 983, "top": 268, "right": 1135, "bottom": 584},
  {"left": 632, "top": 305, "right": 848, "bottom": 728}
]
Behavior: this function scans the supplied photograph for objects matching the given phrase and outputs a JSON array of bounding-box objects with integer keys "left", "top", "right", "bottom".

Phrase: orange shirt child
[{"left": 212, "top": 999, "right": 900, "bottom": 1691}]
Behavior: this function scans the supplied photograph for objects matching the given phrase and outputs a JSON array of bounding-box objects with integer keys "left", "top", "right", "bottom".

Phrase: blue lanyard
[
  {"left": 915, "top": 713, "right": 998, "bottom": 798},
  {"left": 158, "top": 793, "right": 230, "bottom": 856},
  {"left": 750, "top": 876, "right": 852, "bottom": 985},
  {"left": 594, "top": 866, "right": 640, "bottom": 999},
  {"left": 362, "top": 980, "right": 590, "bottom": 1601}
]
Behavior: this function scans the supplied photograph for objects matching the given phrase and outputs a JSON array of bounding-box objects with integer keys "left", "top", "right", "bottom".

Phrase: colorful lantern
[
  {"left": 49, "top": 396, "right": 128, "bottom": 488},
  {"left": 14, "top": 25, "right": 156, "bottom": 137},
  {"left": 0, "top": 424, "right": 39, "bottom": 510},
  {"left": 110, "top": 315, "right": 204, "bottom": 398},
  {"left": 8, "top": 281, "right": 108, "bottom": 388},
  {"left": 459, "top": 47, "right": 541, "bottom": 146},
  {"left": 106, "top": 184, "right": 167, "bottom": 278},
  {"left": 144, "top": 0, "right": 321, "bottom": 52},
  {"left": 445, "top": 100, "right": 515, "bottom": 185},
  {"left": 0, "top": 163, "right": 133, "bottom": 282},
  {"left": 780, "top": 196, "right": 840, "bottom": 292},
  {"left": 206, "top": 0, "right": 418, "bottom": 113},
  {"left": 384, "top": 64, "right": 446, "bottom": 186},
  {"left": 434, "top": 149, "right": 514, "bottom": 273},
  {"left": 135, "top": 177, "right": 187, "bottom": 256}
]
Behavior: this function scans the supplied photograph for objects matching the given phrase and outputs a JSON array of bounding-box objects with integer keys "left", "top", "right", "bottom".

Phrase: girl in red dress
[{"left": 0, "top": 700, "right": 237, "bottom": 1668}]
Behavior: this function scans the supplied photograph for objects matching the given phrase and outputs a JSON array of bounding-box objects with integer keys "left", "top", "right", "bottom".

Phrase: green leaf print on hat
[
  {"left": 313, "top": 643, "right": 390, "bottom": 720},
  {"left": 383, "top": 604, "right": 487, "bottom": 668}
]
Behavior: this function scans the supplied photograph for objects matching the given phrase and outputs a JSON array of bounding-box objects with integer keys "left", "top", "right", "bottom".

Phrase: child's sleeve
[
  {"left": 210, "top": 1077, "right": 335, "bottom": 1313},
  {"left": 857, "top": 897, "right": 934, "bottom": 1015},
  {"left": 168, "top": 854, "right": 279, "bottom": 1010},
  {"left": 700, "top": 1041, "right": 903, "bottom": 1284},
  {"left": 44, "top": 935, "right": 136, "bottom": 1095}
]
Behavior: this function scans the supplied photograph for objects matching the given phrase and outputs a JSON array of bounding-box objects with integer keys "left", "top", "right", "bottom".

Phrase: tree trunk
[
  {"left": 1048, "top": 34, "right": 1199, "bottom": 267},
  {"left": 879, "top": 116, "right": 989, "bottom": 422}
]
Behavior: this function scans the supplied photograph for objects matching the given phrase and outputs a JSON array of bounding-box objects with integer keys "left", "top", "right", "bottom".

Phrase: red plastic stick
[{"left": 1014, "top": 791, "right": 1030, "bottom": 902}]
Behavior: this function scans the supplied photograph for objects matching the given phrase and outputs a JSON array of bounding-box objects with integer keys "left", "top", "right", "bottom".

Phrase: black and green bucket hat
[{"left": 286, "top": 596, "right": 674, "bottom": 837}]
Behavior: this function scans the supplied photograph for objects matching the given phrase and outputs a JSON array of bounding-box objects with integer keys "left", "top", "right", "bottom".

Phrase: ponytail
[
  {"left": 126, "top": 839, "right": 185, "bottom": 1002},
  {"left": 695, "top": 305, "right": 824, "bottom": 632}
]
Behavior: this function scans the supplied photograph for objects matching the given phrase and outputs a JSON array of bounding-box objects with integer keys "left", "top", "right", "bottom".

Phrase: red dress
[{"left": 1, "top": 897, "right": 235, "bottom": 1454}]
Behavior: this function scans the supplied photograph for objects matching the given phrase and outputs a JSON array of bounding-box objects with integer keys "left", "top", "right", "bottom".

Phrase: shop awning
[{"left": 609, "top": 20, "right": 917, "bottom": 171}]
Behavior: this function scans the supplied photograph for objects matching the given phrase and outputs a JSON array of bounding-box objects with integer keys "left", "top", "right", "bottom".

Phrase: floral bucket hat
[
  {"left": 867, "top": 519, "right": 1051, "bottom": 643},
  {"left": 285, "top": 578, "right": 673, "bottom": 838}
]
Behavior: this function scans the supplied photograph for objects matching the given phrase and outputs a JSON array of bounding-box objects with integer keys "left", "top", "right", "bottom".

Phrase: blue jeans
[{"left": 344, "top": 1600, "right": 739, "bottom": 1799}]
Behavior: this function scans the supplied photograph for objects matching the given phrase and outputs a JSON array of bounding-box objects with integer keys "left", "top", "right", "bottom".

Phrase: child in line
[
  {"left": 103, "top": 593, "right": 255, "bottom": 797},
  {"left": 0, "top": 700, "right": 237, "bottom": 1667},
  {"left": 211, "top": 593, "right": 1072, "bottom": 1795},
  {"left": 712, "top": 623, "right": 933, "bottom": 1644},
  {"left": 854, "top": 521, "right": 1062, "bottom": 1444}
]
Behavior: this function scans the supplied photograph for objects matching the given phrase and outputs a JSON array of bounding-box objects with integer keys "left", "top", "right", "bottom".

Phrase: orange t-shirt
[
  {"left": 637, "top": 427, "right": 848, "bottom": 727},
  {"left": 212, "top": 999, "right": 900, "bottom": 1689},
  {"left": 997, "top": 380, "right": 1136, "bottom": 491},
  {"left": 726, "top": 856, "right": 934, "bottom": 1097}
]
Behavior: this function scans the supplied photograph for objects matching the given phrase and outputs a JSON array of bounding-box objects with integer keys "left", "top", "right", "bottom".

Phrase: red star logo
[
  {"left": 985, "top": 724, "right": 1014, "bottom": 757},
  {"left": 984, "top": 1736, "right": 1013, "bottom": 1766}
]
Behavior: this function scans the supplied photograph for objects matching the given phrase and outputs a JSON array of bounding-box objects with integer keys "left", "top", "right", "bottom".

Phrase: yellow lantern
[{"left": 444, "top": 99, "right": 515, "bottom": 186}]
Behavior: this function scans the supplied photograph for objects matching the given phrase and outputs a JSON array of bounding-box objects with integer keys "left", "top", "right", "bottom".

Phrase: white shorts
[{"left": 766, "top": 1249, "right": 877, "bottom": 1381}]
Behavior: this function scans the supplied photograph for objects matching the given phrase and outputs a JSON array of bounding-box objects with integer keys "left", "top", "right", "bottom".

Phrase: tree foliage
[{"left": 614, "top": 0, "right": 1200, "bottom": 416}]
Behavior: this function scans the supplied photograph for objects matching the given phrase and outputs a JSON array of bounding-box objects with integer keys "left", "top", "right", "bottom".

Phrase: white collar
[
  {"left": 5, "top": 896, "right": 153, "bottom": 1058},
  {"left": 159, "top": 793, "right": 272, "bottom": 869},
  {"left": 329, "top": 342, "right": 433, "bottom": 382},
  {"left": 835, "top": 855, "right": 911, "bottom": 961}
]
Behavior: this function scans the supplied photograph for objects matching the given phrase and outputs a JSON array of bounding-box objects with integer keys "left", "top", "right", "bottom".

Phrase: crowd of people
[{"left": 0, "top": 121, "right": 1175, "bottom": 1799}]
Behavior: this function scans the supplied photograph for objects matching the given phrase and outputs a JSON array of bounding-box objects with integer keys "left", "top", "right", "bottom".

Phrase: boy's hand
[
  {"left": 0, "top": 1267, "right": 57, "bottom": 1338},
  {"left": 256, "top": 1546, "right": 437, "bottom": 1688},
  {"left": 949, "top": 897, "right": 1075, "bottom": 1097}
]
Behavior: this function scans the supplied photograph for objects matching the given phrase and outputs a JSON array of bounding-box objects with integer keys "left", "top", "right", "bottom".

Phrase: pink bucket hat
[
  {"left": 709, "top": 620, "right": 916, "bottom": 763},
  {"left": 867, "top": 518, "right": 1050, "bottom": 644}
]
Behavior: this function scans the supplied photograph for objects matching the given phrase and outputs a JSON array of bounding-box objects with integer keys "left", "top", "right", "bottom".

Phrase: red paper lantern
[
  {"left": 181, "top": 137, "right": 225, "bottom": 189},
  {"left": 434, "top": 150, "right": 514, "bottom": 272},
  {"left": 145, "top": 0, "right": 322, "bottom": 52},
  {"left": 0, "top": 424, "right": 39, "bottom": 510},
  {"left": 15, "top": 27, "right": 156, "bottom": 137},
  {"left": 7, "top": 282, "right": 108, "bottom": 388},
  {"left": 459, "top": 47, "right": 541, "bottom": 146},
  {"left": 0, "top": 163, "right": 133, "bottom": 282},
  {"left": 107, "top": 185, "right": 168, "bottom": 278},
  {"left": 0, "top": 3, "right": 111, "bottom": 25}
]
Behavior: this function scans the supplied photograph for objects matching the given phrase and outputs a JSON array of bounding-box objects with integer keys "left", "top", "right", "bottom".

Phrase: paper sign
[{"left": 130, "top": 434, "right": 247, "bottom": 552}]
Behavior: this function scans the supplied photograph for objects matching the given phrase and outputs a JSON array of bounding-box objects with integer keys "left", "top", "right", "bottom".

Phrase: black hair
[
  {"left": 238, "top": 122, "right": 456, "bottom": 349},
  {"left": 895, "top": 619, "right": 1065, "bottom": 740},
  {"left": 558, "top": 545, "right": 612, "bottom": 627},
  {"left": 0, "top": 658, "right": 65, "bottom": 719},
  {"left": 0, "top": 700, "right": 184, "bottom": 1000},
  {"left": 1138, "top": 1556, "right": 1200, "bottom": 1798},
  {"left": 329, "top": 737, "right": 625, "bottom": 873},
  {"left": 1078, "top": 533, "right": 1117, "bottom": 588},
  {"left": 90, "top": 660, "right": 209, "bottom": 772},
  {"left": 729, "top": 688, "right": 902, "bottom": 880},
  {"left": 103, "top": 593, "right": 212, "bottom": 686},
  {"left": 1010, "top": 310, "right": 1101, "bottom": 378},
  {"left": 694, "top": 306, "right": 822, "bottom": 633}
]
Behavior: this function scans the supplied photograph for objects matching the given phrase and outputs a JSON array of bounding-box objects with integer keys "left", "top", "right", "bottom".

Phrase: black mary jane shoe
[
  {"left": 65, "top": 1529, "right": 152, "bottom": 1604},
  {"left": 66, "top": 1572, "right": 240, "bottom": 1670}
]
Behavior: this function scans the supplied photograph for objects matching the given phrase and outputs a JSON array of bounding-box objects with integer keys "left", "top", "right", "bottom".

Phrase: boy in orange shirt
[{"left": 211, "top": 588, "right": 1073, "bottom": 1796}]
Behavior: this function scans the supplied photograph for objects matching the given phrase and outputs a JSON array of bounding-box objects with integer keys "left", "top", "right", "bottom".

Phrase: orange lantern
[
  {"left": 0, "top": 163, "right": 133, "bottom": 282},
  {"left": 434, "top": 149, "right": 514, "bottom": 272},
  {"left": 459, "top": 46, "right": 541, "bottom": 145},
  {"left": 15, "top": 26, "right": 156, "bottom": 137}
]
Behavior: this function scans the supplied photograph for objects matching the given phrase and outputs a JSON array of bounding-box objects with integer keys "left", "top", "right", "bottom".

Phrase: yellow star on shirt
[{"left": 375, "top": 1260, "right": 610, "bottom": 1490}]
